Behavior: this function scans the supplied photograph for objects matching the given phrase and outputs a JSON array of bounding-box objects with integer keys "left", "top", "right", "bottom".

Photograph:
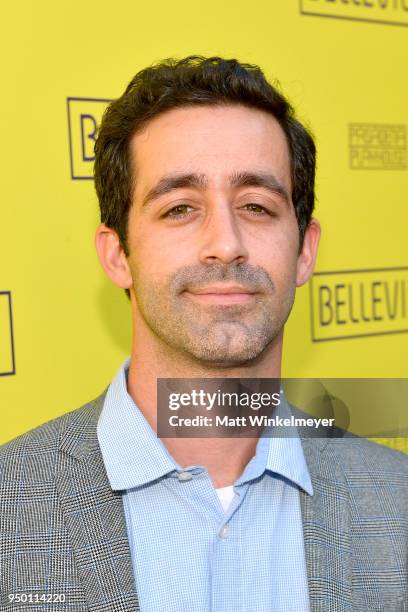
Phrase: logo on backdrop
[
  {"left": 300, "top": 0, "right": 408, "bottom": 26},
  {"left": 349, "top": 124, "right": 407, "bottom": 170},
  {"left": 67, "top": 97, "right": 112, "bottom": 180},
  {"left": 309, "top": 267, "right": 408, "bottom": 341},
  {"left": 0, "top": 291, "right": 15, "bottom": 376}
]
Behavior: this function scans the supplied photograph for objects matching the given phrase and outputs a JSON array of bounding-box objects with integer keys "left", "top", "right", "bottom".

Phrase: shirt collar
[
  {"left": 97, "top": 357, "right": 180, "bottom": 491},
  {"left": 235, "top": 395, "right": 314, "bottom": 496},
  {"left": 97, "top": 358, "right": 313, "bottom": 496}
]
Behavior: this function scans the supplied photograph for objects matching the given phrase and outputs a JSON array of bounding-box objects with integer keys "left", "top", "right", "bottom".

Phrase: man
[{"left": 0, "top": 56, "right": 407, "bottom": 612}]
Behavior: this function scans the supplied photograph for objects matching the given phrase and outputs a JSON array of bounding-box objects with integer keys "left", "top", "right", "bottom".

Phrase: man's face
[{"left": 126, "top": 104, "right": 304, "bottom": 367}]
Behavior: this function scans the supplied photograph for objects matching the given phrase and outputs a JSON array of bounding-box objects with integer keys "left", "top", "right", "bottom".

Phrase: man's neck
[{"left": 126, "top": 330, "right": 282, "bottom": 488}]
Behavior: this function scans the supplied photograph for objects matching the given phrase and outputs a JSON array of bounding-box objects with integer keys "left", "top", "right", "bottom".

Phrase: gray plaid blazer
[{"left": 1, "top": 390, "right": 407, "bottom": 612}]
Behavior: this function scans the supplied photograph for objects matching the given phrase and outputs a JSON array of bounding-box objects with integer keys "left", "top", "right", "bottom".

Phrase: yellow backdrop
[{"left": 1, "top": 0, "right": 407, "bottom": 451}]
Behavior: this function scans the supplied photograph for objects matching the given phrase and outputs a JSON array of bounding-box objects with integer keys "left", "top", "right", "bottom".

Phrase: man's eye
[
  {"left": 243, "top": 203, "right": 270, "bottom": 215},
  {"left": 163, "top": 204, "right": 193, "bottom": 218}
]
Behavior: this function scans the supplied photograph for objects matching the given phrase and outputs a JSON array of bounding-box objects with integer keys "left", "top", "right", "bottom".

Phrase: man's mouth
[{"left": 183, "top": 284, "right": 258, "bottom": 305}]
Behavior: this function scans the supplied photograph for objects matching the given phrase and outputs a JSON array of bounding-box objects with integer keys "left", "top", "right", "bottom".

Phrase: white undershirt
[{"left": 215, "top": 485, "right": 236, "bottom": 513}]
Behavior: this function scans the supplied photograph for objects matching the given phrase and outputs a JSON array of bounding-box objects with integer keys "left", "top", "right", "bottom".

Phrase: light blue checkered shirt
[{"left": 97, "top": 358, "right": 313, "bottom": 612}]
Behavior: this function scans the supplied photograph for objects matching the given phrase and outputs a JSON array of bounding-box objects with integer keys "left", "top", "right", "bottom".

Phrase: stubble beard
[{"left": 132, "top": 266, "right": 296, "bottom": 367}]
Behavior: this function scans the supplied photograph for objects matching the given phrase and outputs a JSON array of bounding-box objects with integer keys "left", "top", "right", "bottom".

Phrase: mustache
[{"left": 169, "top": 263, "right": 275, "bottom": 294}]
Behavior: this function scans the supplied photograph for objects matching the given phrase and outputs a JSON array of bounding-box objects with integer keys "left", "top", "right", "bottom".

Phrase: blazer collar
[
  {"left": 56, "top": 389, "right": 140, "bottom": 611},
  {"left": 299, "top": 436, "right": 353, "bottom": 611}
]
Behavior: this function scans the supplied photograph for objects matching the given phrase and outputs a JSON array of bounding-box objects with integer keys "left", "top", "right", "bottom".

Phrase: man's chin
[
  {"left": 184, "top": 346, "right": 275, "bottom": 370},
  {"left": 193, "top": 356, "right": 262, "bottom": 369},
  {"left": 181, "top": 338, "right": 275, "bottom": 368}
]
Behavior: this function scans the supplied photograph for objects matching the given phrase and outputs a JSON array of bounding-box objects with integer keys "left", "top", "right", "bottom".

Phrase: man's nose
[{"left": 197, "top": 201, "right": 249, "bottom": 265}]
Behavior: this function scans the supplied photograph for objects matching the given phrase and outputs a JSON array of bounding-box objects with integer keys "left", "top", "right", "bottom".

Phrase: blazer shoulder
[
  {"left": 0, "top": 388, "right": 108, "bottom": 470},
  {"left": 325, "top": 434, "right": 408, "bottom": 474}
]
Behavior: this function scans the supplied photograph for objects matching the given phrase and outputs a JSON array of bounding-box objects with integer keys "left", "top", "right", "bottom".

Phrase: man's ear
[
  {"left": 296, "top": 218, "right": 321, "bottom": 287},
  {"left": 94, "top": 224, "right": 133, "bottom": 289}
]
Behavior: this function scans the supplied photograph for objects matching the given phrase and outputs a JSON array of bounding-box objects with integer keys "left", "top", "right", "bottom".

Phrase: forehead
[{"left": 130, "top": 104, "right": 292, "bottom": 192}]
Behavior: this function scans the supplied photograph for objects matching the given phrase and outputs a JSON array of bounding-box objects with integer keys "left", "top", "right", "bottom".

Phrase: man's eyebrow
[
  {"left": 229, "top": 171, "right": 291, "bottom": 205},
  {"left": 142, "top": 173, "right": 208, "bottom": 208},
  {"left": 141, "top": 170, "right": 291, "bottom": 209}
]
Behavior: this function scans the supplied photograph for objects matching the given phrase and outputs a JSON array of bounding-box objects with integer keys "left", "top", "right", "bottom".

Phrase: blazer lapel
[
  {"left": 300, "top": 437, "right": 353, "bottom": 612},
  {"left": 55, "top": 391, "right": 140, "bottom": 612}
]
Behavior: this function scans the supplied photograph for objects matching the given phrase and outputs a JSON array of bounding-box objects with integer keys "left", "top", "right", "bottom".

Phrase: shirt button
[
  {"left": 178, "top": 471, "right": 192, "bottom": 481},
  {"left": 219, "top": 525, "right": 229, "bottom": 539}
]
